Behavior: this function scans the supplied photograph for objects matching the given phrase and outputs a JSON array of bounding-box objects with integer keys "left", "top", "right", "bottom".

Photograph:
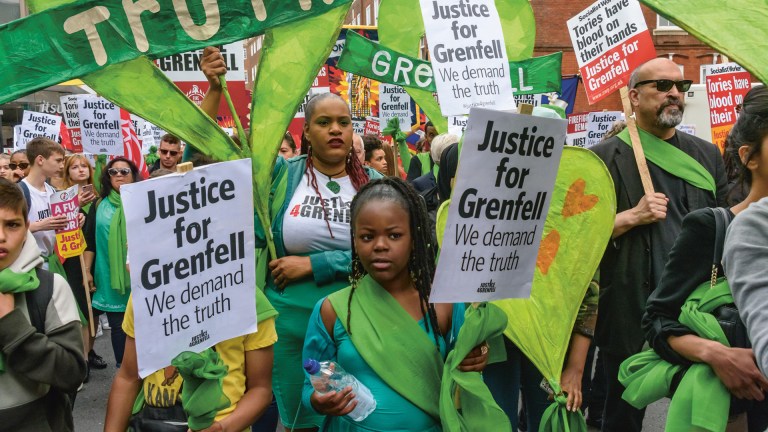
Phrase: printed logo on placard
[
  {"left": 476, "top": 279, "right": 497, "bottom": 293},
  {"left": 189, "top": 329, "right": 210, "bottom": 347},
  {"left": 185, "top": 85, "right": 206, "bottom": 106}
]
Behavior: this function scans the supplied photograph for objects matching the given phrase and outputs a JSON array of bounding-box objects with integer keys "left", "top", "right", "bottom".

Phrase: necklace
[{"left": 317, "top": 167, "right": 346, "bottom": 194}]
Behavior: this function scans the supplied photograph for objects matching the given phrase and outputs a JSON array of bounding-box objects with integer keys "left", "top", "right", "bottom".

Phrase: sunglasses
[
  {"left": 634, "top": 79, "right": 693, "bottom": 93},
  {"left": 159, "top": 149, "right": 179, "bottom": 157},
  {"left": 9, "top": 162, "right": 30, "bottom": 170},
  {"left": 108, "top": 168, "right": 132, "bottom": 177}
]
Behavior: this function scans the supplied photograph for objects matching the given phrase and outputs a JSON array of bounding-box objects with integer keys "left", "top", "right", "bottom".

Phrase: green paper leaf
[
  {"left": 248, "top": 6, "right": 349, "bottom": 257},
  {"left": 378, "top": 0, "right": 536, "bottom": 133},
  {"left": 640, "top": 1, "right": 768, "bottom": 86},
  {"left": 492, "top": 148, "right": 615, "bottom": 388}
]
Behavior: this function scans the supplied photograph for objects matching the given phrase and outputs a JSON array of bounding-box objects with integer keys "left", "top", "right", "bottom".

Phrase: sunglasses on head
[
  {"left": 159, "top": 149, "right": 179, "bottom": 156},
  {"left": 9, "top": 162, "right": 30, "bottom": 170},
  {"left": 634, "top": 79, "right": 693, "bottom": 93},
  {"left": 108, "top": 168, "right": 132, "bottom": 177}
]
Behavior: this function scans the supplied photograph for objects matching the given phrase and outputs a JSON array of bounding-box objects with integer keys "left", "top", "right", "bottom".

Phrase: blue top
[{"left": 302, "top": 299, "right": 466, "bottom": 432}]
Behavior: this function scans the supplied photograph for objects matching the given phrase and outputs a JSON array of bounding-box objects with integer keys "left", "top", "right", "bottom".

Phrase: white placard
[
  {"left": 21, "top": 110, "right": 61, "bottom": 142},
  {"left": 431, "top": 108, "right": 566, "bottom": 302},
  {"left": 60, "top": 95, "right": 82, "bottom": 150},
  {"left": 379, "top": 84, "right": 412, "bottom": 132},
  {"left": 121, "top": 159, "right": 257, "bottom": 377},
  {"left": 448, "top": 115, "right": 468, "bottom": 138},
  {"left": 586, "top": 111, "right": 622, "bottom": 147},
  {"left": 77, "top": 95, "right": 122, "bottom": 155},
  {"left": 420, "top": 0, "right": 515, "bottom": 116}
]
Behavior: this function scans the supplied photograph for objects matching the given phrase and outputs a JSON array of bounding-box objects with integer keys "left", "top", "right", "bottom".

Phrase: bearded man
[{"left": 590, "top": 58, "right": 728, "bottom": 431}]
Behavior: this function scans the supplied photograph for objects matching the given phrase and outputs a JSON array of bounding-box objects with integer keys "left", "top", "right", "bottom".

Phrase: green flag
[
  {"left": 0, "top": 0, "right": 352, "bottom": 104},
  {"left": 338, "top": 31, "right": 562, "bottom": 95},
  {"left": 640, "top": 1, "right": 768, "bottom": 85}
]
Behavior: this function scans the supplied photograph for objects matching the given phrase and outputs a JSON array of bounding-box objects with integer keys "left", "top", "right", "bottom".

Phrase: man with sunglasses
[
  {"left": 149, "top": 134, "right": 182, "bottom": 173},
  {"left": 590, "top": 58, "right": 728, "bottom": 432}
]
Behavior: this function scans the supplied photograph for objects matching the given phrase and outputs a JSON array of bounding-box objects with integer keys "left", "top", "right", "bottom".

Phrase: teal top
[
  {"left": 302, "top": 299, "right": 465, "bottom": 432},
  {"left": 91, "top": 199, "right": 130, "bottom": 312}
]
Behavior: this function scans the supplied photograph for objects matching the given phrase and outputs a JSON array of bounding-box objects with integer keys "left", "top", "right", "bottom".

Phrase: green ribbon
[
  {"left": 619, "top": 279, "right": 732, "bottom": 432},
  {"left": 144, "top": 146, "right": 159, "bottom": 168},
  {"left": 0, "top": 0, "right": 352, "bottom": 104},
  {"left": 539, "top": 389, "right": 588, "bottom": 432},
  {"left": 439, "top": 303, "right": 511, "bottom": 432},
  {"left": 0, "top": 267, "right": 40, "bottom": 374},
  {"left": 93, "top": 155, "right": 106, "bottom": 195},
  {"left": 171, "top": 349, "right": 231, "bottom": 431},
  {"left": 328, "top": 276, "right": 444, "bottom": 420},
  {"left": 107, "top": 190, "right": 129, "bottom": 295},
  {"left": 381, "top": 117, "right": 412, "bottom": 174},
  {"left": 338, "top": 31, "right": 561, "bottom": 95},
  {"left": 617, "top": 127, "right": 717, "bottom": 197}
]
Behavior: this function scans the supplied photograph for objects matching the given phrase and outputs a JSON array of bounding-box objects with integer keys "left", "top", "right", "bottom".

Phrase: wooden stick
[
  {"left": 79, "top": 255, "right": 95, "bottom": 337},
  {"left": 176, "top": 162, "right": 193, "bottom": 173},
  {"left": 518, "top": 103, "right": 534, "bottom": 115},
  {"left": 619, "top": 87, "right": 655, "bottom": 194}
]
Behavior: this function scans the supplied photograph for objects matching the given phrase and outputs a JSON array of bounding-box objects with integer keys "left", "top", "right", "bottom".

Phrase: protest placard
[
  {"left": 586, "top": 111, "right": 622, "bottom": 147},
  {"left": 448, "top": 115, "right": 469, "bottom": 137},
  {"left": 21, "top": 110, "right": 61, "bottom": 141},
  {"left": 77, "top": 95, "right": 122, "bottom": 155},
  {"left": 122, "top": 159, "right": 256, "bottom": 377},
  {"left": 50, "top": 186, "right": 86, "bottom": 259},
  {"left": 566, "top": 112, "right": 588, "bottom": 147},
  {"left": 431, "top": 108, "right": 566, "bottom": 302},
  {"left": 60, "top": 95, "right": 83, "bottom": 153},
  {"left": 703, "top": 63, "right": 751, "bottom": 153},
  {"left": 420, "top": 0, "right": 515, "bottom": 116},
  {"left": 363, "top": 117, "right": 380, "bottom": 136},
  {"left": 567, "top": 0, "right": 655, "bottom": 105},
  {"left": 379, "top": 84, "right": 411, "bottom": 132}
]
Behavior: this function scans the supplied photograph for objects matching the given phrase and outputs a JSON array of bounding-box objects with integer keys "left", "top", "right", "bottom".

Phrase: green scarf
[
  {"left": 439, "top": 303, "right": 511, "bottom": 432},
  {"left": 381, "top": 117, "right": 412, "bottom": 175},
  {"left": 328, "top": 276, "right": 444, "bottom": 420},
  {"left": 107, "top": 191, "right": 130, "bottom": 295},
  {"left": 0, "top": 267, "right": 39, "bottom": 374},
  {"left": 45, "top": 253, "right": 67, "bottom": 281},
  {"left": 171, "top": 349, "right": 231, "bottom": 431},
  {"left": 619, "top": 279, "right": 732, "bottom": 432},
  {"left": 617, "top": 127, "right": 717, "bottom": 198}
]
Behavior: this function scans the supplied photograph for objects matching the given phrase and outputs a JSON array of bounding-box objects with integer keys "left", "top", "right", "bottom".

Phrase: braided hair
[
  {"left": 304, "top": 92, "right": 370, "bottom": 238},
  {"left": 346, "top": 177, "right": 442, "bottom": 347}
]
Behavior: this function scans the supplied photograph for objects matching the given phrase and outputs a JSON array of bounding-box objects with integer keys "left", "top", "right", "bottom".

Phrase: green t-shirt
[{"left": 91, "top": 199, "right": 131, "bottom": 312}]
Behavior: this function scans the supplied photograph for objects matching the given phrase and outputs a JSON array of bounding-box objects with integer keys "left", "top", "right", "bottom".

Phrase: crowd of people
[{"left": 0, "top": 48, "right": 767, "bottom": 432}]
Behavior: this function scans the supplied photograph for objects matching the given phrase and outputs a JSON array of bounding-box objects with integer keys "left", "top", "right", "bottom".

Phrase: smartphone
[{"left": 81, "top": 184, "right": 94, "bottom": 195}]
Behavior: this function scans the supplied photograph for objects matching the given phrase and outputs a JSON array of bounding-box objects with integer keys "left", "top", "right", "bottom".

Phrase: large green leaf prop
[
  {"left": 377, "top": 0, "right": 536, "bottom": 133},
  {"left": 640, "top": 1, "right": 768, "bottom": 85},
  {"left": 492, "top": 147, "right": 615, "bottom": 427},
  {"left": 248, "top": 6, "right": 349, "bottom": 258}
]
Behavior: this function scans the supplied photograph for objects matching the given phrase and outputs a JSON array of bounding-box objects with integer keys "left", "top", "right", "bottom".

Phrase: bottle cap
[{"left": 303, "top": 358, "right": 320, "bottom": 374}]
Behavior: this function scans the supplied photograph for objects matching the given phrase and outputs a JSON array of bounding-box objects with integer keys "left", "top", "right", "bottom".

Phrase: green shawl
[
  {"left": 107, "top": 191, "right": 129, "bottom": 295},
  {"left": 617, "top": 127, "right": 717, "bottom": 197},
  {"left": 0, "top": 267, "right": 39, "bottom": 373},
  {"left": 439, "top": 302, "right": 511, "bottom": 432},
  {"left": 171, "top": 349, "right": 231, "bottom": 431},
  {"left": 619, "top": 279, "right": 732, "bottom": 432},
  {"left": 328, "top": 276, "right": 444, "bottom": 420}
]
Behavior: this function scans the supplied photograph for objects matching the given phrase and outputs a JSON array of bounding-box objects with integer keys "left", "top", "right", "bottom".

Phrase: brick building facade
[{"left": 532, "top": 0, "right": 726, "bottom": 114}]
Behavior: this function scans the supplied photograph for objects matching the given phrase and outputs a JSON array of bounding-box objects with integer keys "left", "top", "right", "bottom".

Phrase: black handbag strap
[{"left": 710, "top": 207, "right": 734, "bottom": 286}]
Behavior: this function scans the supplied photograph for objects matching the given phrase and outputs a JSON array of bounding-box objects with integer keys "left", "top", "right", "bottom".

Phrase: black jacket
[{"left": 590, "top": 131, "right": 728, "bottom": 357}]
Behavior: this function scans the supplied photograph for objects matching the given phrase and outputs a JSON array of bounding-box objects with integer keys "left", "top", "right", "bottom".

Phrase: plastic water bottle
[{"left": 303, "top": 358, "right": 376, "bottom": 421}]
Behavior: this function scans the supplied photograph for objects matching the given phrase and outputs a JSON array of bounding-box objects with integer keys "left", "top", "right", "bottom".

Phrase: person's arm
[
  {"left": 29, "top": 215, "right": 68, "bottom": 233},
  {"left": 643, "top": 211, "right": 716, "bottom": 365},
  {"left": 211, "top": 340, "right": 275, "bottom": 431},
  {"left": 104, "top": 336, "right": 142, "bottom": 432},
  {"left": 199, "top": 46, "right": 227, "bottom": 120},
  {"left": 0, "top": 293, "right": 85, "bottom": 393},
  {"left": 560, "top": 332, "right": 591, "bottom": 412},
  {"left": 612, "top": 192, "right": 669, "bottom": 238}
]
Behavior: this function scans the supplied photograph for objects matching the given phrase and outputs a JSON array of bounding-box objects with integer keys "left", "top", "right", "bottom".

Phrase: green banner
[
  {"left": 338, "top": 31, "right": 561, "bottom": 95},
  {"left": 0, "top": 0, "right": 351, "bottom": 104}
]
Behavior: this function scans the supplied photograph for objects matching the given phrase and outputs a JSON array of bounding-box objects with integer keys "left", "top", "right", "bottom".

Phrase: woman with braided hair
[
  {"left": 256, "top": 92, "right": 383, "bottom": 431},
  {"left": 300, "top": 177, "right": 489, "bottom": 431}
]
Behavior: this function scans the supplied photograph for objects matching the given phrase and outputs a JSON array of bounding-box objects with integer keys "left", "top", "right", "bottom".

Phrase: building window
[{"left": 657, "top": 15, "right": 682, "bottom": 30}]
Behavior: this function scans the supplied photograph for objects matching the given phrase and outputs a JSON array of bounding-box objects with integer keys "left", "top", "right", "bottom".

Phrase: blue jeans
[
  {"left": 106, "top": 311, "right": 126, "bottom": 368},
  {"left": 484, "top": 336, "right": 550, "bottom": 432}
]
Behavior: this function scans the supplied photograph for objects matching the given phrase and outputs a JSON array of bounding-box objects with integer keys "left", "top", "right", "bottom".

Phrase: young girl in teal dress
[{"left": 302, "top": 177, "right": 489, "bottom": 431}]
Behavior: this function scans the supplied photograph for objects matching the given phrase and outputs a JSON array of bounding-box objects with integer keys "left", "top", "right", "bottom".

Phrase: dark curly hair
[{"left": 99, "top": 157, "right": 140, "bottom": 198}]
